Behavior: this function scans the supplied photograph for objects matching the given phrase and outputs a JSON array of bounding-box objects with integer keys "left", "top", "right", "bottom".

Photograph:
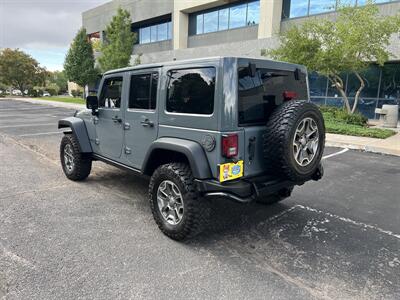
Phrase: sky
[{"left": 0, "top": 0, "right": 110, "bottom": 71}]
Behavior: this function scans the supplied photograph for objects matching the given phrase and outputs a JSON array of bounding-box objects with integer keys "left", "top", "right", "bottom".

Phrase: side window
[
  {"left": 166, "top": 67, "right": 215, "bottom": 115},
  {"left": 129, "top": 73, "right": 158, "bottom": 110},
  {"left": 99, "top": 77, "right": 123, "bottom": 109}
]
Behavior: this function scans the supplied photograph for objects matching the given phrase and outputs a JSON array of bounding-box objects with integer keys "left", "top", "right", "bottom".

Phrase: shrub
[
  {"left": 71, "top": 89, "right": 83, "bottom": 98},
  {"left": 319, "top": 106, "right": 367, "bottom": 126},
  {"left": 28, "top": 88, "right": 43, "bottom": 97},
  {"left": 46, "top": 83, "right": 60, "bottom": 96}
]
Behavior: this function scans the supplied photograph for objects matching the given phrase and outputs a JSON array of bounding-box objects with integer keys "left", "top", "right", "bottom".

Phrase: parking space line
[
  {"left": 322, "top": 148, "right": 349, "bottom": 160},
  {"left": 0, "top": 107, "right": 55, "bottom": 111},
  {"left": 18, "top": 131, "right": 63, "bottom": 137},
  {"left": 297, "top": 205, "right": 400, "bottom": 240},
  {"left": 0, "top": 123, "right": 55, "bottom": 129}
]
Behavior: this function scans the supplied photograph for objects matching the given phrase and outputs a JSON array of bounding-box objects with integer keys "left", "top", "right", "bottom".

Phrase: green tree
[
  {"left": 0, "top": 48, "right": 48, "bottom": 96},
  {"left": 267, "top": 1, "right": 400, "bottom": 114},
  {"left": 98, "top": 7, "right": 136, "bottom": 72},
  {"left": 64, "top": 28, "right": 98, "bottom": 88},
  {"left": 49, "top": 71, "right": 68, "bottom": 94}
]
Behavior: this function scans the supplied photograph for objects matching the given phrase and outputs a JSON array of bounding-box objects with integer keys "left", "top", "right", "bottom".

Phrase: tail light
[
  {"left": 283, "top": 91, "right": 298, "bottom": 101},
  {"left": 222, "top": 134, "right": 238, "bottom": 158}
]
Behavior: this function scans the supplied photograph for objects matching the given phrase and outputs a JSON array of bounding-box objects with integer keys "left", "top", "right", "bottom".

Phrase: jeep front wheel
[
  {"left": 149, "top": 163, "right": 209, "bottom": 240},
  {"left": 60, "top": 133, "right": 92, "bottom": 181}
]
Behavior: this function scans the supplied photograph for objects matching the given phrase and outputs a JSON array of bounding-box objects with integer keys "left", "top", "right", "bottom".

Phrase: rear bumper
[{"left": 196, "top": 163, "right": 324, "bottom": 203}]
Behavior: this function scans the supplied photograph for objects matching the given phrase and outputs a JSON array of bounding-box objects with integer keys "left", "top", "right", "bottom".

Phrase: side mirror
[{"left": 86, "top": 95, "right": 98, "bottom": 114}]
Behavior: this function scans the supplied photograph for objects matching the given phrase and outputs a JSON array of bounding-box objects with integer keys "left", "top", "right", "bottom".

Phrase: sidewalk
[
  {"left": 4, "top": 97, "right": 400, "bottom": 157},
  {"left": 326, "top": 133, "right": 400, "bottom": 157},
  {"left": 4, "top": 96, "right": 85, "bottom": 110}
]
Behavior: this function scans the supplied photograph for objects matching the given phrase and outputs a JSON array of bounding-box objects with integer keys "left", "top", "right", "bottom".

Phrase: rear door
[
  {"left": 238, "top": 67, "right": 308, "bottom": 177},
  {"left": 123, "top": 69, "right": 159, "bottom": 169}
]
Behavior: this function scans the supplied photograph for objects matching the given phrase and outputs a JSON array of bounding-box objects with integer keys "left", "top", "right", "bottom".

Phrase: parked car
[
  {"left": 42, "top": 91, "right": 50, "bottom": 97},
  {"left": 12, "top": 89, "right": 22, "bottom": 96},
  {"left": 58, "top": 57, "right": 325, "bottom": 240}
]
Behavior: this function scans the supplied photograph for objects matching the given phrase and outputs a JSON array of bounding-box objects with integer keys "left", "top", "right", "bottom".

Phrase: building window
[
  {"left": 308, "top": 63, "right": 400, "bottom": 119},
  {"left": 129, "top": 73, "right": 158, "bottom": 110},
  {"left": 309, "top": 0, "right": 337, "bottom": 15},
  {"left": 166, "top": 68, "right": 216, "bottom": 115},
  {"left": 282, "top": 0, "right": 395, "bottom": 19},
  {"left": 138, "top": 21, "right": 172, "bottom": 44},
  {"left": 190, "top": 1, "right": 260, "bottom": 35},
  {"left": 229, "top": 4, "right": 248, "bottom": 29}
]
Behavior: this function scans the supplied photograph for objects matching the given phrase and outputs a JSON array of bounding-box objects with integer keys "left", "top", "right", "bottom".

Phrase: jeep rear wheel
[
  {"left": 263, "top": 101, "right": 325, "bottom": 182},
  {"left": 60, "top": 133, "right": 92, "bottom": 181},
  {"left": 149, "top": 163, "right": 210, "bottom": 241}
]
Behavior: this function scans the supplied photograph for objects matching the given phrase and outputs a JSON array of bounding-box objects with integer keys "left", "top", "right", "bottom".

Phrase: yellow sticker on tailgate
[{"left": 219, "top": 160, "right": 244, "bottom": 182}]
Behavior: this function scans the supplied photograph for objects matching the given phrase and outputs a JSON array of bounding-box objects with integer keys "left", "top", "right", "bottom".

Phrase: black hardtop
[{"left": 103, "top": 56, "right": 306, "bottom": 76}]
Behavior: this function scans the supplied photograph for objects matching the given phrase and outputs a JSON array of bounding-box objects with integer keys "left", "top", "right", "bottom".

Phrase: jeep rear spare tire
[{"left": 263, "top": 100, "right": 325, "bottom": 182}]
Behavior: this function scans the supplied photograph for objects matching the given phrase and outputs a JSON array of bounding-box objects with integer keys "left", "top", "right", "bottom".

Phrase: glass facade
[
  {"left": 190, "top": 1, "right": 260, "bottom": 35},
  {"left": 138, "top": 21, "right": 172, "bottom": 44},
  {"left": 308, "top": 63, "right": 400, "bottom": 119},
  {"left": 282, "top": 0, "right": 397, "bottom": 19}
]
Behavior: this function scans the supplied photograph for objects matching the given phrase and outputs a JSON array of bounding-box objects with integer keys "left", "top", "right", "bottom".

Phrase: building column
[
  {"left": 258, "top": 0, "right": 283, "bottom": 39},
  {"left": 173, "top": 11, "right": 188, "bottom": 50}
]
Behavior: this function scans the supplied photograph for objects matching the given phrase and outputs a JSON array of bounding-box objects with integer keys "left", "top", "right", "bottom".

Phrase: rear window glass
[
  {"left": 166, "top": 67, "right": 215, "bottom": 115},
  {"left": 238, "top": 68, "right": 308, "bottom": 125},
  {"left": 129, "top": 73, "right": 158, "bottom": 110}
]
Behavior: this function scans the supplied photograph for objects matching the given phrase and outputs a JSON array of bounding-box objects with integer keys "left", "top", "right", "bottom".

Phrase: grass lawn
[
  {"left": 39, "top": 96, "right": 85, "bottom": 105},
  {"left": 323, "top": 113, "right": 396, "bottom": 139}
]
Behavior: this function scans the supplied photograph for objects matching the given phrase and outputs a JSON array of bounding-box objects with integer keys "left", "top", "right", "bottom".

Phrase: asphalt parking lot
[{"left": 0, "top": 98, "right": 399, "bottom": 300}]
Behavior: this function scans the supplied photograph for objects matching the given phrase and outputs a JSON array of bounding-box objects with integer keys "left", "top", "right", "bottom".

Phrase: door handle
[
  {"left": 140, "top": 119, "right": 154, "bottom": 127},
  {"left": 112, "top": 116, "right": 122, "bottom": 123}
]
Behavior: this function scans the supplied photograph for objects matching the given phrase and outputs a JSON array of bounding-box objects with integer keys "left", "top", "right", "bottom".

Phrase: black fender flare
[
  {"left": 58, "top": 117, "right": 92, "bottom": 153},
  {"left": 142, "top": 137, "right": 212, "bottom": 179}
]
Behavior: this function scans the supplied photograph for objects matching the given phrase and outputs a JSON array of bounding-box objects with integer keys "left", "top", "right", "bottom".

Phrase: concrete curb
[
  {"left": 326, "top": 133, "right": 400, "bottom": 157},
  {"left": 325, "top": 141, "right": 398, "bottom": 156},
  {"left": 4, "top": 97, "right": 85, "bottom": 110}
]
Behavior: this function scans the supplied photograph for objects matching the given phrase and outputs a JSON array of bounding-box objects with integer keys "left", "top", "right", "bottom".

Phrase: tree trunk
[
  {"left": 329, "top": 75, "right": 351, "bottom": 113},
  {"left": 17, "top": 83, "right": 25, "bottom": 97},
  {"left": 351, "top": 72, "right": 365, "bottom": 114}
]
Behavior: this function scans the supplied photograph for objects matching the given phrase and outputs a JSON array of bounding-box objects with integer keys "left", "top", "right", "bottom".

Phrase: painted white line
[
  {"left": 0, "top": 123, "right": 55, "bottom": 129},
  {"left": 296, "top": 205, "right": 400, "bottom": 240},
  {"left": 18, "top": 131, "right": 63, "bottom": 137},
  {"left": 0, "top": 107, "right": 55, "bottom": 111},
  {"left": 322, "top": 148, "right": 349, "bottom": 160}
]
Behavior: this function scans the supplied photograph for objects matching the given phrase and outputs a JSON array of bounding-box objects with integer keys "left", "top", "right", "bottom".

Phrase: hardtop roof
[{"left": 103, "top": 56, "right": 305, "bottom": 75}]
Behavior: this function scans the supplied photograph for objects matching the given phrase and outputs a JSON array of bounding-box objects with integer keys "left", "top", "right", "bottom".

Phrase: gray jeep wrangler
[{"left": 58, "top": 57, "right": 325, "bottom": 240}]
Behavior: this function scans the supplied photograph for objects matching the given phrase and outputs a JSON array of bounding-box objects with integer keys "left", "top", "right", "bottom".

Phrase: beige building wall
[{"left": 67, "top": 81, "right": 82, "bottom": 97}]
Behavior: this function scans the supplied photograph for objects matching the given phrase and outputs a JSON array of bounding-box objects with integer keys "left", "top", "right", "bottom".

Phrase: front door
[
  {"left": 96, "top": 75, "right": 125, "bottom": 159},
  {"left": 124, "top": 70, "right": 159, "bottom": 169}
]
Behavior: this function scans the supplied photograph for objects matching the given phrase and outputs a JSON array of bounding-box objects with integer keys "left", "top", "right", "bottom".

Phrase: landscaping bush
[
  {"left": 28, "top": 88, "right": 43, "bottom": 97},
  {"left": 46, "top": 83, "right": 60, "bottom": 96},
  {"left": 71, "top": 89, "right": 83, "bottom": 98},
  {"left": 319, "top": 105, "right": 395, "bottom": 139},
  {"left": 320, "top": 106, "right": 367, "bottom": 126}
]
